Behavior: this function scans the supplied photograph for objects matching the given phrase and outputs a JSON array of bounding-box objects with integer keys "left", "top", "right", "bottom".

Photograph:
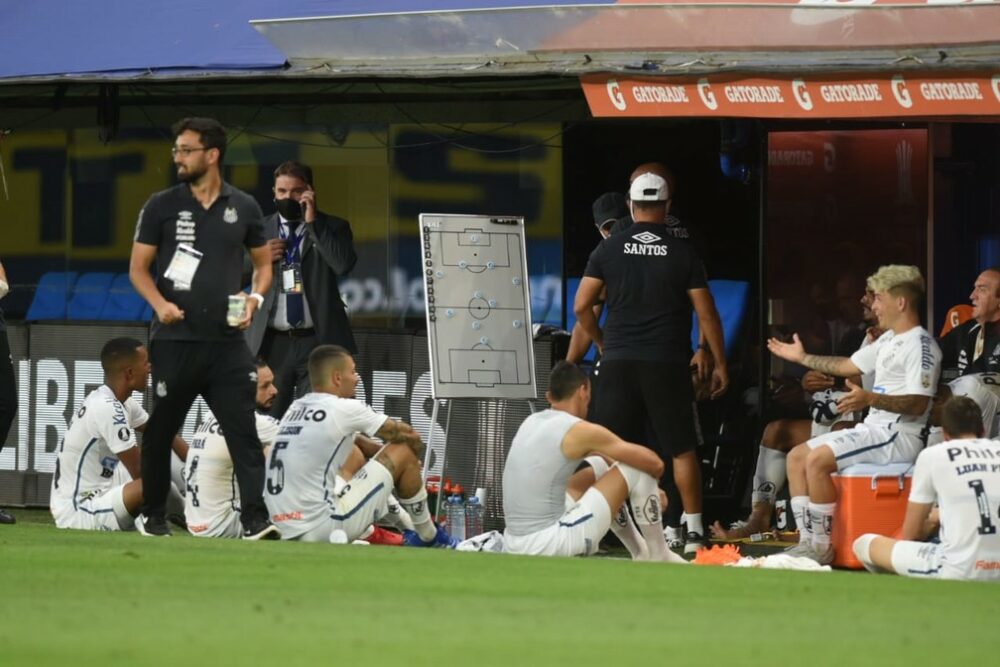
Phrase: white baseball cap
[{"left": 629, "top": 172, "right": 669, "bottom": 202}]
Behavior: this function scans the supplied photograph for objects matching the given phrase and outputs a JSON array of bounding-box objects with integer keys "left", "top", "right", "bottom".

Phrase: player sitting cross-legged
[
  {"left": 502, "top": 361, "right": 687, "bottom": 562},
  {"left": 264, "top": 344, "right": 456, "bottom": 547},
  {"left": 853, "top": 396, "right": 1000, "bottom": 581}
]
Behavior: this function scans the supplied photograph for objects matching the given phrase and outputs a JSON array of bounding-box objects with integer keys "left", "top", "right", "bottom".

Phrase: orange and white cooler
[{"left": 831, "top": 463, "right": 914, "bottom": 569}]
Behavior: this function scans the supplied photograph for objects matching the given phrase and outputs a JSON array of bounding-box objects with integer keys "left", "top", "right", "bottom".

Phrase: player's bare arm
[
  {"left": 375, "top": 419, "right": 425, "bottom": 460},
  {"left": 240, "top": 245, "right": 274, "bottom": 329},
  {"left": 900, "top": 501, "right": 935, "bottom": 541},
  {"left": 353, "top": 434, "right": 382, "bottom": 459},
  {"left": 689, "top": 287, "right": 728, "bottom": 398},
  {"left": 768, "top": 333, "right": 860, "bottom": 377},
  {"left": 573, "top": 277, "right": 605, "bottom": 353},
  {"left": 129, "top": 242, "right": 184, "bottom": 323},
  {"left": 118, "top": 446, "right": 142, "bottom": 481},
  {"left": 561, "top": 421, "right": 665, "bottom": 480},
  {"left": 836, "top": 378, "right": 930, "bottom": 416}
]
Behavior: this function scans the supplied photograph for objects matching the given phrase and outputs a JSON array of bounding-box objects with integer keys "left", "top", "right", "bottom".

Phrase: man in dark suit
[{"left": 246, "top": 161, "right": 358, "bottom": 418}]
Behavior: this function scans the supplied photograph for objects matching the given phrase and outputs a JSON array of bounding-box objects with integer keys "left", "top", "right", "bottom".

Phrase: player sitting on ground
[
  {"left": 51, "top": 338, "right": 186, "bottom": 531},
  {"left": 502, "top": 361, "right": 687, "bottom": 562},
  {"left": 264, "top": 344, "right": 456, "bottom": 547},
  {"left": 767, "top": 265, "right": 942, "bottom": 563},
  {"left": 711, "top": 287, "right": 881, "bottom": 540},
  {"left": 853, "top": 396, "right": 1000, "bottom": 581},
  {"left": 184, "top": 358, "right": 281, "bottom": 538}
]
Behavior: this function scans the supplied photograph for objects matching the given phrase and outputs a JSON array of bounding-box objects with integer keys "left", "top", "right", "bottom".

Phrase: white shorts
[
  {"left": 51, "top": 485, "right": 132, "bottom": 531},
  {"left": 890, "top": 540, "right": 943, "bottom": 578},
  {"left": 503, "top": 487, "right": 612, "bottom": 558},
  {"left": 806, "top": 423, "right": 924, "bottom": 471},
  {"left": 294, "top": 459, "right": 394, "bottom": 543},
  {"left": 187, "top": 511, "right": 242, "bottom": 539}
]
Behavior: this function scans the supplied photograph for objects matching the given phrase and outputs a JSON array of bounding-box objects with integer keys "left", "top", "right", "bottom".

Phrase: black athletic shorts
[{"left": 593, "top": 359, "right": 701, "bottom": 458}]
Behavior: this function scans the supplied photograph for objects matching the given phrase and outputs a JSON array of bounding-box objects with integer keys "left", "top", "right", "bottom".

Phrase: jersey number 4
[
  {"left": 968, "top": 479, "right": 999, "bottom": 535},
  {"left": 266, "top": 441, "right": 289, "bottom": 495}
]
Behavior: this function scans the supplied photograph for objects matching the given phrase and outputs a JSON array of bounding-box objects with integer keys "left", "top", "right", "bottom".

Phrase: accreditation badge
[
  {"left": 163, "top": 243, "right": 203, "bottom": 291},
  {"left": 281, "top": 263, "right": 303, "bottom": 294}
]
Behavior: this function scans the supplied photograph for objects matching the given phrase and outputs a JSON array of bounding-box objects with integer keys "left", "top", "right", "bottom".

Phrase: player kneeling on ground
[
  {"left": 854, "top": 396, "right": 1000, "bottom": 581},
  {"left": 264, "top": 345, "right": 456, "bottom": 547},
  {"left": 184, "top": 358, "right": 281, "bottom": 538},
  {"left": 50, "top": 338, "right": 153, "bottom": 531},
  {"left": 502, "top": 361, "right": 687, "bottom": 562}
]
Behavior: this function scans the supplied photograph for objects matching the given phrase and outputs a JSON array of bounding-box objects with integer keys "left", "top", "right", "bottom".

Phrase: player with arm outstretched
[{"left": 767, "top": 265, "right": 941, "bottom": 563}]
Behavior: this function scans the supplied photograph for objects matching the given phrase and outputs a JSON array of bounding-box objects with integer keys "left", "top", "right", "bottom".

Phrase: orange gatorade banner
[{"left": 581, "top": 72, "right": 1000, "bottom": 119}]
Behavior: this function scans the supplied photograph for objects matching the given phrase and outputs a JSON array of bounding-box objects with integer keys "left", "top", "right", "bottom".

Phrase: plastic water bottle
[
  {"left": 446, "top": 495, "right": 466, "bottom": 542},
  {"left": 465, "top": 496, "right": 484, "bottom": 538}
]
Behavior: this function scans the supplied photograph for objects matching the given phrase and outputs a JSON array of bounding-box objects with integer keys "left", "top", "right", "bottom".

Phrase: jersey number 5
[{"left": 266, "top": 441, "right": 289, "bottom": 495}]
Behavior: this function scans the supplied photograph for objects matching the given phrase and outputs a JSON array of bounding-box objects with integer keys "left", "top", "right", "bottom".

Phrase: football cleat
[{"left": 402, "top": 524, "right": 459, "bottom": 548}]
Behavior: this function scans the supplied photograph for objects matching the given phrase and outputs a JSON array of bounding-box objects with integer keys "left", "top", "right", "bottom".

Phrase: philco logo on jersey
[
  {"left": 176, "top": 211, "right": 196, "bottom": 243},
  {"left": 624, "top": 231, "right": 668, "bottom": 256},
  {"left": 223, "top": 207, "right": 238, "bottom": 224}
]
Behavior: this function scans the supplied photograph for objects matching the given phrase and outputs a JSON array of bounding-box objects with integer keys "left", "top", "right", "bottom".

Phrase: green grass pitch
[{"left": 2, "top": 510, "right": 998, "bottom": 666}]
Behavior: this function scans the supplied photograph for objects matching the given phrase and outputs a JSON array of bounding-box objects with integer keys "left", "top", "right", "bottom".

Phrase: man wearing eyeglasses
[{"left": 129, "top": 117, "right": 277, "bottom": 539}]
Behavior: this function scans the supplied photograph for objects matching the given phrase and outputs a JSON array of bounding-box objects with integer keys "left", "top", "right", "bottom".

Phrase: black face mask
[{"left": 274, "top": 197, "right": 303, "bottom": 221}]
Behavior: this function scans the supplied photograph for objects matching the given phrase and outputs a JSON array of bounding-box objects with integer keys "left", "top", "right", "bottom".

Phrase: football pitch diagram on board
[{"left": 419, "top": 213, "right": 537, "bottom": 400}]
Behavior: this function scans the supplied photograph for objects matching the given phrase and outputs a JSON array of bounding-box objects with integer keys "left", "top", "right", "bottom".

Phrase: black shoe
[
  {"left": 243, "top": 520, "right": 280, "bottom": 541},
  {"left": 683, "top": 531, "right": 707, "bottom": 555},
  {"left": 167, "top": 512, "right": 188, "bottom": 531},
  {"left": 0, "top": 508, "right": 15, "bottom": 525},
  {"left": 136, "top": 515, "right": 172, "bottom": 537}
]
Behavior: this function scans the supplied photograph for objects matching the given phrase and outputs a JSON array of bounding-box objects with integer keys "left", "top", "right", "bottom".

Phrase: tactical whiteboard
[{"left": 420, "top": 213, "right": 537, "bottom": 400}]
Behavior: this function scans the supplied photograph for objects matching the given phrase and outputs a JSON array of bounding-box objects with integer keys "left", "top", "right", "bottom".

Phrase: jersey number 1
[{"left": 967, "top": 479, "right": 999, "bottom": 535}]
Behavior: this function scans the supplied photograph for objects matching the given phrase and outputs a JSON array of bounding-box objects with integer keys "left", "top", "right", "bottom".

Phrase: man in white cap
[{"left": 574, "top": 170, "right": 728, "bottom": 553}]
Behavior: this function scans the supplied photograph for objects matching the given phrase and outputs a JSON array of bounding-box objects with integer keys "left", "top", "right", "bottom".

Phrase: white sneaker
[
  {"left": 783, "top": 541, "right": 816, "bottom": 558},
  {"left": 663, "top": 526, "right": 684, "bottom": 550}
]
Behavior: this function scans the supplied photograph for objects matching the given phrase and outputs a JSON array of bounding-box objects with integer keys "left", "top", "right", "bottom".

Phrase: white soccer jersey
[
  {"left": 947, "top": 373, "right": 1000, "bottom": 439},
  {"left": 850, "top": 327, "right": 941, "bottom": 431},
  {"left": 50, "top": 385, "right": 148, "bottom": 511},
  {"left": 909, "top": 438, "right": 1000, "bottom": 580},
  {"left": 264, "top": 392, "right": 387, "bottom": 539},
  {"left": 184, "top": 412, "right": 280, "bottom": 536}
]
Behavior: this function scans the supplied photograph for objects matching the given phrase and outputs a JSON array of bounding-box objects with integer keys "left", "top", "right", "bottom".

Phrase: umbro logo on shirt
[
  {"left": 624, "top": 230, "right": 668, "bottom": 256},
  {"left": 632, "top": 231, "right": 662, "bottom": 244}
]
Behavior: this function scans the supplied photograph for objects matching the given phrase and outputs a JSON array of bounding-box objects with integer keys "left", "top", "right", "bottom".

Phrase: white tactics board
[{"left": 420, "top": 213, "right": 537, "bottom": 400}]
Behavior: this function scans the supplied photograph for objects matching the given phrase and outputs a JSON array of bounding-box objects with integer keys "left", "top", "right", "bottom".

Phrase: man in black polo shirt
[
  {"left": 939, "top": 267, "right": 1000, "bottom": 376},
  {"left": 574, "top": 172, "right": 728, "bottom": 552},
  {"left": 129, "top": 117, "right": 277, "bottom": 539}
]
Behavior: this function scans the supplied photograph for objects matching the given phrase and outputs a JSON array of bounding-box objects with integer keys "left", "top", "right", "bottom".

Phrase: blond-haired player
[{"left": 767, "top": 265, "right": 942, "bottom": 563}]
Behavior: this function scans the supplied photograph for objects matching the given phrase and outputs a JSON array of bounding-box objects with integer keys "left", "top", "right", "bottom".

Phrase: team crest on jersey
[
  {"left": 117, "top": 427, "right": 131, "bottom": 442},
  {"left": 176, "top": 211, "right": 196, "bottom": 243},
  {"left": 223, "top": 207, "right": 238, "bottom": 224},
  {"left": 156, "top": 380, "right": 168, "bottom": 397}
]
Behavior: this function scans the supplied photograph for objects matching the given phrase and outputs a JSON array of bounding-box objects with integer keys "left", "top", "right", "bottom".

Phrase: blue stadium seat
[
  {"left": 100, "top": 273, "right": 149, "bottom": 321},
  {"left": 691, "top": 279, "right": 751, "bottom": 360},
  {"left": 67, "top": 272, "right": 115, "bottom": 320},
  {"left": 26, "top": 271, "right": 78, "bottom": 320}
]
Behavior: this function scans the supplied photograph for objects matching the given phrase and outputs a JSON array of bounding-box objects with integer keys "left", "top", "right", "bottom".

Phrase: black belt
[{"left": 269, "top": 327, "right": 315, "bottom": 338}]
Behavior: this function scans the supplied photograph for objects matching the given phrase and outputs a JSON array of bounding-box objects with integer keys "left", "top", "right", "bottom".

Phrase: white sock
[
  {"left": 170, "top": 452, "right": 186, "bottom": 497},
  {"left": 399, "top": 488, "right": 437, "bottom": 542},
  {"left": 683, "top": 512, "right": 704, "bottom": 537},
  {"left": 609, "top": 504, "right": 649, "bottom": 560},
  {"left": 809, "top": 501, "right": 836, "bottom": 551},
  {"left": 381, "top": 495, "right": 415, "bottom": 532},
  {"left": 791, "top": 495, "right": 812, "bottom": 544},
  {"left": 751, "top": 447, "right": 786, "bottom": 505},
  {"left": 852, "top": 533, "right": 879, "bottom": 573},
  {"left": 618, "top": 464, "right": 686, "bottom": 563}
]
